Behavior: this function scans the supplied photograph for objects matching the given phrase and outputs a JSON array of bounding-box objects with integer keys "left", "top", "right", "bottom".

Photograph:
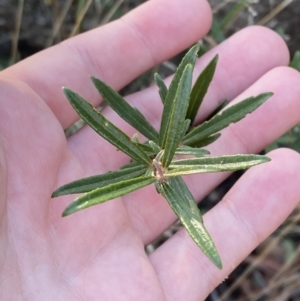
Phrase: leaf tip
[
  {"left": 62, "top": 210, "right": 69, "bottom": 217},
  {"left": 62, "top": 87, "right": 73, "bottom": 98},
  {"left": 263, "top": 91, "right": 274, "bottom": 98},
  {"left": 213, "top": 53, "right": 219, "bottom": 62},
  {"left": 62, "top": 87, "right": 68, "bottom": 95},
  {"left": 90, "top": 75, "right": 97, "bottom": 83},
  {"left": 258, "top": 92, "right": 274, "bottom": 102},
  {"left": 62, "top": 204, "right": 76, "bottom": 217},
  {"left": 191, "top": 43, "right": 200, "bottom": 53},
  {"left": 51, "top": 190, "right": 59, "bottom": 198},
  {"left": 204, "top": 240, "right": 222, "bottom": 269},
  {"left": 213, "top": 254, "right": 223, "bottom": 269}
]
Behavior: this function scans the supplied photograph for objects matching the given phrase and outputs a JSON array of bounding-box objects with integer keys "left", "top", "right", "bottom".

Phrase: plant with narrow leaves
[{"left": 52, "top": 44, "right": 273, "bottom": 269}]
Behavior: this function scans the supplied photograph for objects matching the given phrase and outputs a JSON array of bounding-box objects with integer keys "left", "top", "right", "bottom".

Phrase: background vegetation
[{"left": 0, "top": 0, "right": 299, "bottom": 300}]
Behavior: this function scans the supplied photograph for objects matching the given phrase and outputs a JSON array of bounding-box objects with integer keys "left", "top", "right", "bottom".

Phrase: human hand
[{"left": 1, "top": 0, "right": 300, "bottom": 300}]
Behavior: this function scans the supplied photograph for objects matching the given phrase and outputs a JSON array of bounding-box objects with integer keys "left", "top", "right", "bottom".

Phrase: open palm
[{"left": 1, "top": 0, "right": 300, "bottom": 300}]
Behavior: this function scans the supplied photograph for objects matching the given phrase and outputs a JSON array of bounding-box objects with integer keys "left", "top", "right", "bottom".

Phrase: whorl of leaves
[{"left": 52, "top": 44, "right": 272, "bottom": 269}]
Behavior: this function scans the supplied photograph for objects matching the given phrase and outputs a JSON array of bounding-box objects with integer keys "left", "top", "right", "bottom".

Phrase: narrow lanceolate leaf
[
  {"left": 175, "top": 146, "right": 210, "bottom": 156},
  {"left": 120, "top": 161, "right": 142, "bottom": 169},
  {"left": 62, "top": 176, "right": 156, "bottom": 216},
  {"left": 133, "top": 142, "right": 154, "bottom": 154},
  {"left": 156, "top": 181, "right": 222, "bottom": 269},
  {"left": 181, "top": 119, "right": 191, "bottom": 139},
  {"left": 190, "top": 133, "right": 221, "bottom": 148},
  {"left": 167, "top": 154, "right": 270, "bottom": 176},
  {"left": 168, "top": 177, "right": 202, "bottom": 219},
  {"left": 131, "top": 134, "right": 154, "bottom": 154},
  {"left": 206, "top": 99, "right": 228, "bottom": 121},
  {"left": 154, "top": 73, "right": 168, "bottom": 104},
  {"left": 91, "top": 77, "right": 158, "bottom": 141},
  {"left": 186, "top": 55, "right": 219, "bottom": 124},
  {"left": 63, "top": 88, "right": 151, "bottom": 165},
  {"left": 52, "top": 165, "right": 148, "bottom": 197},
  {"left": 183, "top": 93, "right": 273, "bottom": 146},
  {"left": 162, "top": 64, "right": 193, "bottom": 167},
  {"left": 149, "top": 140, "right": 161, "bottom": 154},
  {"left": 159, "top": 44, "right": 200, "bottom": 148}
]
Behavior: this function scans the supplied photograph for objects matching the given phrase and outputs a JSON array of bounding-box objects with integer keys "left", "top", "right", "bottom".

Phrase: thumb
[{"left": 0, "top": 139, "right": 7, "bottom": 223}]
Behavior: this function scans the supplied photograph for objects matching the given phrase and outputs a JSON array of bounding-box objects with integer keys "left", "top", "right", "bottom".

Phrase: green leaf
[
  {"left": 131, "top": 134, "right": 156, "bottom": 155},
  {"left": 175, "top": 146, "right": 210, "bottom": 156},
  {"left": 52, "top": 165, "right": 148, "bottom": 197},
  {"left": 149, "top": 140, "right": 161, "bottom": 154},
  {"left": 120, "top": 161, "right": 142, "bottom": 169},
  {"left": 206, "top": 99, "right": 228, "bottom": 121},
  {"left": 134, "top": 143, "right": 154, "bottom": 154},
  {"left": 159, "top": 44, "right": 200, "bottom": 148},
  {"left": 181, "top": 119, "right": 191, "bottom": 139},
  {"left": 91, "top": 76, "right": 159, "bottom": 141},
  {"left": 154, "top": 73, "right": 168, "bottom": 104},
  {"left": 156, "top": 181, "right": 222, "bottom": 269},
  {"left": 62, "top": 176, "right": 156, "bottom": 216},
  {"left": 183, "top": 93, "right": 273, "bottom": 146},
  {"left": 289, "top": 51, "right": 300, "bottom": 72},
  {"left": 167, "top": 154, "right": 270, "bottom": 176},
  {"left": 63, "top": 88, "right": 151, "bottom": 165},
  {"left": 162, "top": 64, "right": 193, "bottom": 167},
  {"left": 290, "top": 135, "right": 300, "bottom": 152},
  {"left": 168, "top": 177, "right": 202, "bottom": 219},
  {"left": 210, "top": 19, "right": 226, "bottom": 43},
  {"left": 190, "top": 133, "right": 221, "bottom": 148},
  {"left": 186, "top": 55, "right": 218, "bottom": 124}
]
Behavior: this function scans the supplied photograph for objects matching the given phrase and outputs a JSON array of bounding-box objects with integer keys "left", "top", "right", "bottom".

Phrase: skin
[{"left": 1, "top": 0, "right": 300, "bottom": 300}]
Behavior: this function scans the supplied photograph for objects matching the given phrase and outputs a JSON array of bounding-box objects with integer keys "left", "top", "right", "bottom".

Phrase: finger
[
  {"left": 0, "top": 139, "right": 7, "bottom": 223},
  {"left": 2, "top": 0, "right": 212, "bottom": 129},
  {"left": 150, "top": 149, "right": 300, "bottom": 301},
  {"left": 0, "top": 138, "right": 9, "bottom": 295}
]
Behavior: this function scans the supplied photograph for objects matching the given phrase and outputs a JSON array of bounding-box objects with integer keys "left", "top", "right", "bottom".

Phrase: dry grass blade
[
  {"left": 46, "top": 0, "right": 73, "bottom": 47},
  {"left": 219, "top": 0, "right": 249, "bottom": 32},
  {"left": 100, "top": 0, "right": 125, "bottom": 25},
  {"left": 257, "top": 0, "right": 294, "bottom": 26},
  {"left": 10, "top": 0, "right": 24, "bottom": 64},
  {"left": 69, "top": 0, "right": 94, "bottom": 37},
  {"left": 211, "top": 0, "right": 236, "bottom": 14}
]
